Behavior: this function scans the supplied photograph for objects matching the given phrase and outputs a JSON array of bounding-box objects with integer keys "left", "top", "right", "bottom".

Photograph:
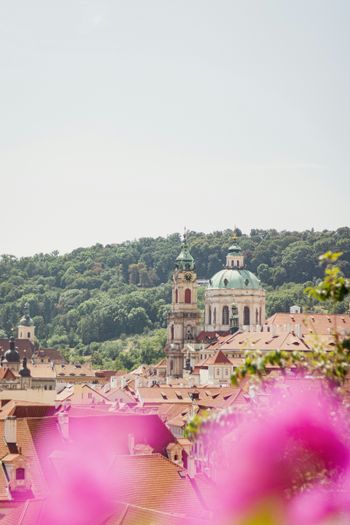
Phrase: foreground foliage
[{"left": 232, "top": 252, "right": 350, "bottom": 388}]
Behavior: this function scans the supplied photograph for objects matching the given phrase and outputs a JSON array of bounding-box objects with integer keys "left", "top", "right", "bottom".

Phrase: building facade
[{"left": 205, "top": 241, "right": 266, "bottom": 331}]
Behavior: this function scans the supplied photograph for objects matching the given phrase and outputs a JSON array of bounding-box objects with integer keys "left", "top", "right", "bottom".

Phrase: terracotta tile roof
[
  {"left": 155, "top": 404, "right": 193, "bottom": 423},
  {"left": 196, "top": 330, "right": 229, "bottom": 343},
  {"left": 29, "top": 364, "right": 56, "bottom": 379},
  {"left": 0, "top": 504, "right": 26, "bottom": 525},
  {"left": 212, "top": 331, "right": 311, "bottom": 353},
  {"left": 104, "top": 387, "right": 138, "bottom": 405},
  {"left": 0, "top": 340, "right": 34, "bottom": 360},
  {"left": 106, "top": 502, "right": 207, "bottom": 524},
  {"left": 55, "top": 363, "right": 96, "bottom": 378},
  {"left": 0, "top": 400, "right": 55, "bottom": 419},
  {"left": 0, "top": 368, "right": 17, "bottom": 381},
  {"left": 110, "top": 454, "right": 207, "bottom": 518},
  {"left": 137, "top": 387, "right": 225, "bottom": 405},
  {"left": 266, "top": 313, "right": 350, "bottom": 335},
  {"left": 34, "top": 348, "right": 64, "bottom": 363},
  {"left": 55, "top": 384, "right": 109, "bottom": 403},
  {"left": 203, "top": 350, "right": 232, "bottom": 366}
]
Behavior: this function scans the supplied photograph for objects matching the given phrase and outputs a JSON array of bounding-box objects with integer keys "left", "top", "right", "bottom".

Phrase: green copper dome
[
  {"left": 175, "top": 242, "right": 195, "bottom": 271},
  {"left": 228, "top": 243, "right": 242, "bottom": 254},
  {"left": 208, "top": 268, "right": 262, "bottom": 290}
]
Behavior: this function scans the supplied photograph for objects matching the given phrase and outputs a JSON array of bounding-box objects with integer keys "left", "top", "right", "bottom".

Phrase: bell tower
[
  {"left": 165, "top": 232, "right": 201, "bottom": 379},
  {"left": 18, "top": 303, "right": 35, "bottom": 344}
]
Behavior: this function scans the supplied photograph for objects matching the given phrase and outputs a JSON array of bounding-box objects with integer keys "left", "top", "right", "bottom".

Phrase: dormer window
[{"left": 16, "top": 468, "right": 25, "bottom": 480}]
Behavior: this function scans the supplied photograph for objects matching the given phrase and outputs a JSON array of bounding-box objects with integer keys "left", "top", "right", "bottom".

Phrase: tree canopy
[{"left": 0, "top": 227, "right": 349, "bottom": 369}]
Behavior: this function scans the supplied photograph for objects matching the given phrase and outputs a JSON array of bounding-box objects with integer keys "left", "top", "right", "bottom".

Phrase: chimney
[
  {"left": 128, "top": 433, "right": 135, "bottom": 455},
  {"left": 58, "top": 412, "right": 69, "bottom": 440},
  {"left": 4, "top": 416, "right": 17, "bottom": 444},
  {"left": 295, "top": 324, "right": 302, "bottom": 338},
  {"left": 187, "top": 455, "right": 196, "bottom": 479}
]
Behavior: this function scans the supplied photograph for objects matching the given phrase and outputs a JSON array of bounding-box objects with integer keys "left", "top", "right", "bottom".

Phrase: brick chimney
[
  {"left": 58, "top": 412, "right": 69, "bottom": 440},
  {"left": 4, "top": 416, "right": 17, "bottom": 444}
]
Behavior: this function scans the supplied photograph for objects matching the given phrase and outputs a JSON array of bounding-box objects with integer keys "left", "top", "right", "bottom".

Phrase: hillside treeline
[{"left": 0, "top": 228, "right": 349, "bottom": 360}]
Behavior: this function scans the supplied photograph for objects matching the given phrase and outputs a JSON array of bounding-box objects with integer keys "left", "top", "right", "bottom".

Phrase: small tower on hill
[
  {"left": 165, "top": 232, "right": 201, "bottom": 379},
  {"left": 18, "top": 303, "right": 35, "bottom": 344}
]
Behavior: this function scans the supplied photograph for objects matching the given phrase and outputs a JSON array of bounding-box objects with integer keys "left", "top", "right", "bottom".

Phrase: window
[
  {"left": 237, "top": 260, "right": 240, "bottom": 267},
  {"left": 208, "top": 306, "right": 212, "bottom": 325},
  {"left": 16, "top": 468, "right": 25, "bottom": 480},
  {"left": 222, "top": 306, "right": 229, "bottom": 325},
  {"left": 184, "top": 289, "right": 191, "bottom": 304},
  {"left": 243, "top": 306, "right": 250, "bottom": 326},
  {"left": 213, "top": 308, "right": 216, "bottom": 324},
  {"left": 27, "top": 332, "right": 31, "bottom": 338},
  {"left": 175, "top": 289, "right": 179, "bottom": 303},
  {"left": 171, "top": 325, "right": 174, "bottom": 341},
  {"left": 256, "top": 309, "right": 259, "bottom": 324}
]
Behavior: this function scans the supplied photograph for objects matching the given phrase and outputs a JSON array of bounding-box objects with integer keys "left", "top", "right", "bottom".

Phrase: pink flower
[{"left": 202, "top": 385, "right": 350, "bottom": 524}]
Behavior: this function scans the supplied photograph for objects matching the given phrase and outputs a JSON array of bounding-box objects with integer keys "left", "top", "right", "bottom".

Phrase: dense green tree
[{"left": 0, "top": 228, "right": 349, "bottom": 363}]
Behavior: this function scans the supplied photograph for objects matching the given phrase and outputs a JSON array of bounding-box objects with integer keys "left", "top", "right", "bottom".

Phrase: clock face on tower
[{"left": 184, "top": 273, "right": 192, "bottom": 282}]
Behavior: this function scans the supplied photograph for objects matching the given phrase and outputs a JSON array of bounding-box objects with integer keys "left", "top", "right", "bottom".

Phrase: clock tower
[{"left": 165, "top": 233, "right": 202, "bottom": 379}]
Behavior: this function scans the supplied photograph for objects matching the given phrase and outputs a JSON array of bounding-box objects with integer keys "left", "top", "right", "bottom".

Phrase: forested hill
[{"left": 0, "top": 228, "right": 349, "bottom": 359}]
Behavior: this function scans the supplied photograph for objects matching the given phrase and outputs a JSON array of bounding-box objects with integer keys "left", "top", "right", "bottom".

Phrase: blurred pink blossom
[{"left": 200, "top": 386, "right": 350, "bottom": 525}]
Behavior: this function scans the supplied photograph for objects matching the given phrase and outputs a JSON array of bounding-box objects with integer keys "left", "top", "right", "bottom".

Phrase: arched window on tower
[
  {"left": 175, "top": 289, "right": 179, "bottom": 303},
  {"left": 243, "top": 306, "right": 250, "bottom": 326},
  {"left": 259, "top": 307, "right": 262, "bottom": 325},
  {"left": 171, "top": 325, "right": 174, "bottom": 341},
  {"left": 222, "top": 306, "right": 229, "bottom": 325},
  {"left": 208, "top": 306, "right": 212, "bottom": 325},
  {"left": 213, "top": 308, "right": 217, "bottom": 324},
  {"left": 185, "top": 289, "right": 191, "bottom": 304},
  {"left": 256, "top": 308, "right": 259, "bottom": 325}
]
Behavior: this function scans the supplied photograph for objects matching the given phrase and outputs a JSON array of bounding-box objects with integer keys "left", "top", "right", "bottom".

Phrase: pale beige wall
[
  {"left": 204, "top": 288, "right": 266, "bottom": 331},
  {"left": 18, "top": 324, "right": 35, "bottom": 343}
]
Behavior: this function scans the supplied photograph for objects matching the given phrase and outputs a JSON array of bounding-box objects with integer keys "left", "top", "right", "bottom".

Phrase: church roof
[{"left": 208, "top": 268, "right": 262, "bottom": 290}]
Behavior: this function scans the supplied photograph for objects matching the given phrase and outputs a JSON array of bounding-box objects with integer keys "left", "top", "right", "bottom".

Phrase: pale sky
[{"left": 1, "top": 1, "right": 349, "bottom": 257}]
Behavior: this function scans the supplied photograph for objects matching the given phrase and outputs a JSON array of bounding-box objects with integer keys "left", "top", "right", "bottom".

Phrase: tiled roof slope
[
  {"left": 106, "top": 503, "right": 207, "bottom": 524},
  {"left": 266, "top": 313, "right": 350, "bottom": 335},
  {"left": 112, "top": 454, "right": 207, "bottom": 518}
]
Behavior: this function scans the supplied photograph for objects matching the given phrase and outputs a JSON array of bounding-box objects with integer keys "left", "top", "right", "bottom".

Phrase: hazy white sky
[{"left": 1, "top": 0, "right": 349, "bottom": 257}]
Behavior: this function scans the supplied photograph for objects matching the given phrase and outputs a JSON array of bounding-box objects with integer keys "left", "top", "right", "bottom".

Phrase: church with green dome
[
  {"left": 205, "top": 239, "right": 266, "bottom": 331},
  {"left": 165, "top": 232, "right": 266, "bottom": 379}
]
